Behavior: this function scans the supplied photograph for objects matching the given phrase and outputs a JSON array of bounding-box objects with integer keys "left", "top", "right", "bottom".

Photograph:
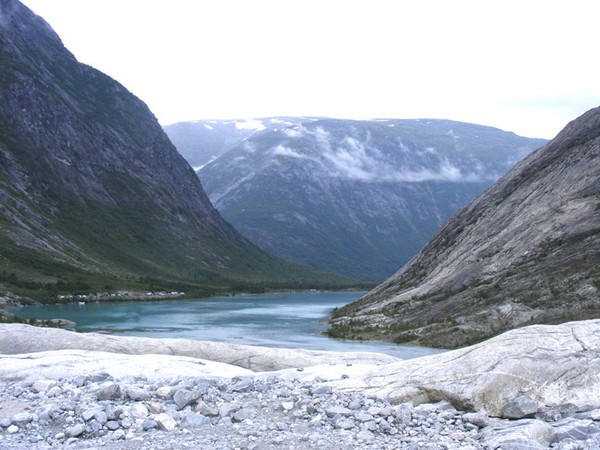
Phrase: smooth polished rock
[
  {"left": 330, "top": 319, "right": 600, "bottom": 417},
  {"left": 0, "top": 324, "right": 400, "bottom": 372}
]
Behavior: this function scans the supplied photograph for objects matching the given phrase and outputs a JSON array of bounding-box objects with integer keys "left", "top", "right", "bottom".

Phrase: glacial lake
[{"left": 13, "top": 291, "right": 443, "bottom": 359}]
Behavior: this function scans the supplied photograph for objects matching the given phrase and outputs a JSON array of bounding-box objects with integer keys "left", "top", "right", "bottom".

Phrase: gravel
[{"left": 2, "top": 370, "right": 600, "bottom": 449}]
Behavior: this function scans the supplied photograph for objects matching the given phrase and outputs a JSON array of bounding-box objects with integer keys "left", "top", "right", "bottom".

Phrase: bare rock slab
[{"left": 330, "top": 319, "right": 600, "bottom": 417}]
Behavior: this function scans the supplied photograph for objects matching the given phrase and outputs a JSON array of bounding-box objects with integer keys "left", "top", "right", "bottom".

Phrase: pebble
[{"left": 0, "top": 373, "right": 599, "bottom": 449}]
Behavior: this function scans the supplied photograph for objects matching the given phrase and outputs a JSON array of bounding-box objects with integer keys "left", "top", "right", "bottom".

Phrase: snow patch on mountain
[{"left": 235, "top": 119, "right": 266, "bottom": 131}]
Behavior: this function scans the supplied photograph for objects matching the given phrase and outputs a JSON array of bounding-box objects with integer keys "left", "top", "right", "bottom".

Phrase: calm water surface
[{"left": 14, "top": 291, "right": 443, "bottom": 359}]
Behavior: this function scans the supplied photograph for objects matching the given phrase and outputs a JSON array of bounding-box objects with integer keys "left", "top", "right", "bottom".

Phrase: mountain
[
  {"left": 0, "top": 0, "right": 354, "bottom": 303},
  {"left": 164, "top": 118, "right": 274, "bottom": 169},
  {"left": 327, "top": 106, "right": 600, "bottom": 348},
  {"left": 165, "top": 117, "right": 546, "bottom": 280}
]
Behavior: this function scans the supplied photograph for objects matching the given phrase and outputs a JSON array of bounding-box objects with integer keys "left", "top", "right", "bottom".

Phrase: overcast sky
[{"left": 20, "top": 0, "right": 600, "bottom": 139}]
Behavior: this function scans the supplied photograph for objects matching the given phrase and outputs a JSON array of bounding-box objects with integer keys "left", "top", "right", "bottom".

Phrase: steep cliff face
[
  {"left": 328, "top": 106, "right": 600, "bottom": 347},
  {"left": 0, "top": 0, "right": 350, "bottom": 301},
  {"left": 167, "top": 117, "right": 545, "bottom": 280}
]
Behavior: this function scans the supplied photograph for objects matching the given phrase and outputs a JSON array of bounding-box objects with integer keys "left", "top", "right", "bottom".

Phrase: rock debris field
[{"left": 2, "top": 321, "right": 600, "bottom": 449}]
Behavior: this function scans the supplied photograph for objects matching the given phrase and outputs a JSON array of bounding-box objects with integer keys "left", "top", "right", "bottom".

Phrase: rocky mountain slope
[
  {"left": 328, "top": 106, "right": 600, "bottom": 348},
  {"left": 166, "top": 118, "right": 546, "bottom": 280},
  {"left": 0, "top": 0, "right": 353, "bottom": 303}
]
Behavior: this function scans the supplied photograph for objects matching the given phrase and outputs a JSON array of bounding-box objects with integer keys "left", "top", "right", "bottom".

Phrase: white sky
[{"left": 19, "top": 0, "right": 600, "bottom": 139}]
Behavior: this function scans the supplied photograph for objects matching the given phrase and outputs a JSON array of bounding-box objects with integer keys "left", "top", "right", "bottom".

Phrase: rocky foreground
[{"left": 1, "top": 321, "right": 600, "bottom": 449}]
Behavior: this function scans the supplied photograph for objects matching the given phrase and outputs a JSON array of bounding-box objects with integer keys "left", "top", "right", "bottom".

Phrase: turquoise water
[{"left": 14, "top": 291, "right": 443, "bottom": 359}]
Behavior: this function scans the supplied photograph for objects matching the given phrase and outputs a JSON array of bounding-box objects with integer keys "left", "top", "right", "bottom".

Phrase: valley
[
  {"left": 2, "top": 1, "right": 600, "bottom": 448},
  {"left": 166, "top": 117, "right": 546, "bottom": 280}
]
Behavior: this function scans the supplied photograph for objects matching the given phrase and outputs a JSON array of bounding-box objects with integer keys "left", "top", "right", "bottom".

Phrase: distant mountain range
[
  {"left": 165, "top": 118, "right": 546, "bottom": 280},
  {"left": 0, "top": 0, "right": 354, "bottom": 303},
  {"left": 328, "top": 106, "right": 600, "bottom": 348}
]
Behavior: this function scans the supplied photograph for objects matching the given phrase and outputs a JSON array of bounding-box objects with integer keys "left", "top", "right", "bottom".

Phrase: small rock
[
  {"left": 121, "top": 417, "right": 132, "bottom": 428},
  {"left": 462, "top": 411, "right": 490, "bottom": 428},
  {"left": 311, "top": 385, "right": 333, "bottom": 395},
  {"left": 365, "top": 421, "right": 378, "bottom": 432},
  {"left": 105, "top": 404, "right": 122, "bottom": 421},
  {"left": 97, "top": 383, "right": 121, "bottom": 401},
  {"left": 348, "top": 398, "right": 363, "bottom": 410},
  {"left": 231, "top": 377, "right": 254, "bottom": 393},
  {"left": 95, "top": 410, "right": 108, "bottom": 425},
  {"left": 325, "top": 406, "right": 351, "bottom": 418},
  {"left": 394, "top": 404, "right": 413, "bottom": 425},
  {"left": 356, "top": 429, "right": 375, "bottom": 441},
  {"left": 82, "top": 408, "right": 100, "bottom": 422},
  {"left": 196, "top": 401, "right": 219, "bottom": 417},
  {"left": 126, "top": 386, "right": 151, "bottom": 401},
  {"left": 173, "top": 388, "right": 201, "bottom": 410},
  {"left": 0, "top": 418, "right": 11, "bottom": 428},
  {"left": 7, "top": 424, "right": 19, "bottom": 434},
  {"left": 155, "top": 386, "right": 172, "bottom": 398},
  {"left": 155, "top": 413, "right": 177, "bottom": 431},
  {"left": 65, "top": 423, "right": 86, "bottom": 437},
  {"left": 309, "top": 414, "right": 322, "bottom": 425},
  {"left": 89, "top": 372, "right": 112, "bottom": 383},
  {"left": 181, "top": 413, "right": 211, "bottom": 428},
  {"left": 46, "top": 386, "right": 62, "bottom": 397},
  {"left": 219, "top": 403, "right": 239, "bottom": 417},
  {"left": 142, "top": 418, "right": 157, "bottom": 431},
  {"left": 111, "top": 429, "right": 126, "bottom": 440},
  {"left": 129, "top": 403, "right": 149, "bottom": 420},
  {"left": 11, "top": 412, "right": 33, "bottom": 426},
  {"left": 233, "top": 408, "right": 256, "bottom": 422},
  {"left": 105, "top": 420, "right": 120, "bottom": 431},
  {"left": 354, "top": 411, "right": 374, "bottom": 422},
  {"left": 147, "top": 402, "right": 164, "bottom": 414},
  {"left": 451, "top": 431, "right": 466, "bottom": 441},
  {"left": 31, "top": 379, "right": 57, "bottom": 394},
  {"left": 281, "top": 402, "right": 294, "bottom": 411},
  {"left": 88, "top": 420, "right": 102, "bottom": 433},
  {"left": 335, "top": 417, "right": 355, "bottom": 430}
]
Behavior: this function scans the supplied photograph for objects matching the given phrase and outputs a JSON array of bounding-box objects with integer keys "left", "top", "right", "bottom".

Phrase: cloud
[
  {"left": 317, "top": 134, "right": 491, "bottom": 183},
  {"left": 390, "top": 160, "right": 485, "bottom": 183},
  {"left": 271, "top": 144, "right": 307, "bottom": 159}
]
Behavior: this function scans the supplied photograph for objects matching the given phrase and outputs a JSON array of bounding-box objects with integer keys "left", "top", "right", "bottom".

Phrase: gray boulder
[
  {"left": 97, "top": 383, "right": 121, "bottom": 401},
  {"left": 502, "top": 394, "right": 539, "bottom": 419},
  {"left": 173, "top": 388, "right": 201, "bottom": 410},
  {"left": 479, "top": 419, "right": 554, "bottom": 450}
]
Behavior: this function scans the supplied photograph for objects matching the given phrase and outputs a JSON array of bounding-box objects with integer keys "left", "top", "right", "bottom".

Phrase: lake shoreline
[{"left": 12, "top": 291, "right": 443, "bottom": 360}]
